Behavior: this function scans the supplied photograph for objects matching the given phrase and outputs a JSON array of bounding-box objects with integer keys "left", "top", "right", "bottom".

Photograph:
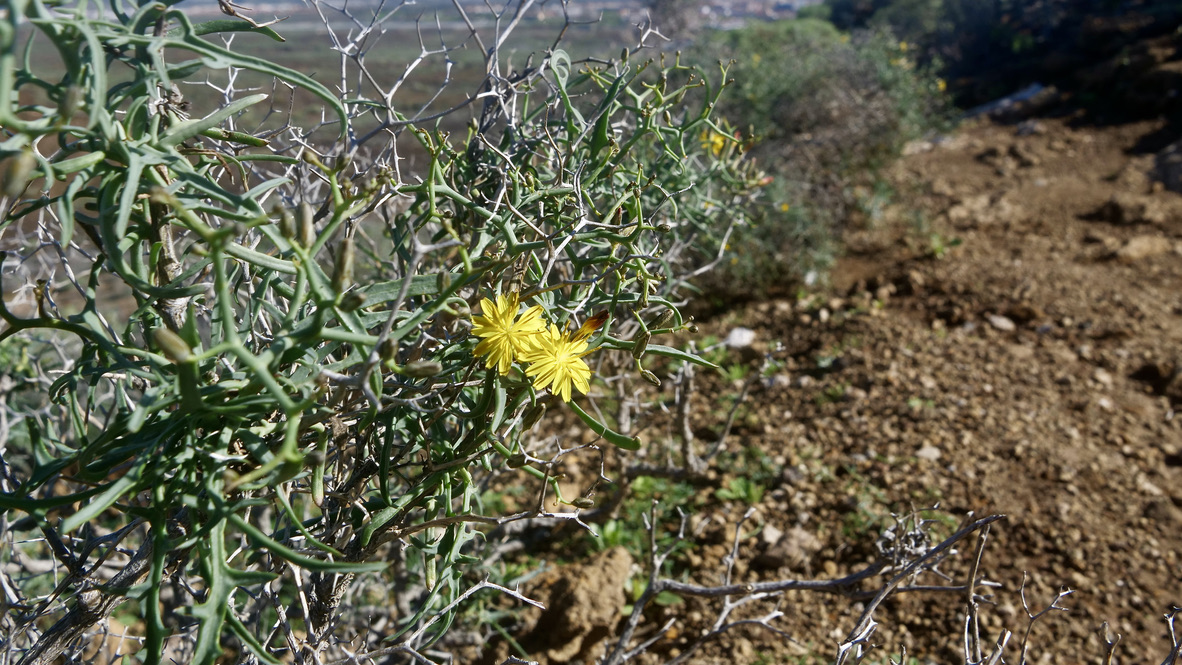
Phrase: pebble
[
  {"left": 725, "top": 326, "right": 756, "bottom": 348},
  {"left": 988, "top": 314, "right": 1016, "bottom": 332},
  {"left": 1117, "top": 235, "right": 1172, "bottom": 262},
  {"left": 1094, "top": 368, "right": 1114, "bottom": 386},
  {"left": 916, "top": 443, "right": 942, "bottom": 461}
]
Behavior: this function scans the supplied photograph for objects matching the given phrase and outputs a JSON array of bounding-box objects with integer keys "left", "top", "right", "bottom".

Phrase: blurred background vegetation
[
  {"left": 657, "top": 0, "right": 1182, "bottom": 304},
  {"left": 14, "top": 0, "right": 1182, "bottom": 302}
]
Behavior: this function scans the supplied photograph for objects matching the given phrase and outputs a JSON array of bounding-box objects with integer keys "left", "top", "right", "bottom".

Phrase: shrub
[
  {"left": 688, "top": 19, "right": 949, "bottom": 298},
  {"left": 827, "top": 0, "right": 1182, "bottom": 106},
  {"left": 0, "top": 2, "right": 765, "bottom": 661}
]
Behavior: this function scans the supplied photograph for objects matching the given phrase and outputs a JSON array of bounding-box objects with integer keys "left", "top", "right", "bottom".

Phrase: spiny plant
[{"left": 0, "top": 0, "right": 767, "bottom": 662}]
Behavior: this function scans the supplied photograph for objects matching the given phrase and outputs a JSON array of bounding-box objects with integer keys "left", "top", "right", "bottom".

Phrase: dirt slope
[
  {"left": 492, "top": 114, "right": 1182, "bottom": 665},
  {"left": 673, "top": 115, "right": 1182, "bottom": 663}
]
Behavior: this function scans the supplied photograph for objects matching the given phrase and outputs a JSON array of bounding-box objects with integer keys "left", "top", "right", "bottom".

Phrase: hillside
[{"left": 486, "top": 109, "right": 1182, "bottom": 665}]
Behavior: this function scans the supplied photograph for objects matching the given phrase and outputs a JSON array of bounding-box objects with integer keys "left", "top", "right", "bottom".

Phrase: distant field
[
  {"left": 190, "top": 15, "right": 638, "bottom": 150},
  {"left": 16, "top": 10, "right": 639, "bottom": 169}
]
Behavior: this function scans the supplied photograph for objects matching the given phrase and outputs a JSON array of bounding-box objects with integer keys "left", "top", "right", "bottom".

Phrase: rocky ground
[{"left": 480, "top": 113, "right": 1182, "bottom": 665}]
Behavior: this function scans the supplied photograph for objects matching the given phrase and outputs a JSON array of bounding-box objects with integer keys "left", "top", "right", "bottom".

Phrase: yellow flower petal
[
  {"left": 523, "top": 324, "right": 595, "bottom": 402},
  {"left": 470, "top": 292, "right": 545, "bottom": 375}
]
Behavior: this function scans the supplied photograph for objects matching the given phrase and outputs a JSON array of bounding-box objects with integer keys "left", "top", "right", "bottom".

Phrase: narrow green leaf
[
  {"left": 228, "top": 513, "right": 386, "bottom": 573},
  {"left": 159, "top": 93, "right": 268, "bottom": 148},
  {"left": 51, "top": 151, "right": 106, "bottom": 177},
  {"left": 0, "top": 485, "right": 105, "bottom": 514},
  {"left": 199, "top": 127, "right": 269, "bottom": 147},
  {"left": 61, "top": 463, "right": 143, "bottom": 532},
  {"left": 568, "top": 402, "right": 640, "bottom": 451},
  {"left": 189, "top": 19, "right": 286, "bottom": 42},
  {"left": 359, "top": 274, "right": 438, "bottom": 302},
  {"left": 226, "top": 612, "right": 284, "bottom": 664},
  {"left": 600, "top": 338, "right": 719, "bottom": 370}
]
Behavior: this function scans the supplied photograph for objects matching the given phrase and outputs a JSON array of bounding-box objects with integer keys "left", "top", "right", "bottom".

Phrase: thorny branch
[{"left": 603, "top": 507, "right": 1005, "bottom": 665}]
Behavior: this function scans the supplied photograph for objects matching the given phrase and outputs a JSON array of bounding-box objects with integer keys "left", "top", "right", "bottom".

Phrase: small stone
[
  {"left": 1094, "top": 192, "right": 1168, "bottom": 225},
  {"left": 1144, "top": 500, "right": 1182, "bottom": 525},
  {"left": 907, "top": 270, "right": 926, "bottom": 289},
  {"left": 1016, "top": 119, "right": 1046, "bottom": 136},
  {"left": 987, "top": 314, "right": 1016, "bottom": 332},
  {"left": 1009, "top": 143, "right": 1040, "bottom": 167},
  {"left": 725, "top": 326, "right": 756, "bottom": 348},
  {"left": 1116, "top": 235, "right": 1172, "bottom": 262},
  {"left": 1006, "top": 303, "right": 1044, "bottom": 324},
  {"left": 1094, "top": 368, "right": 1114, "bottom": 386},
  {"left": 1138, "top": 476, "right": 1164, "bottom": 497},
  {"left": 916, "top": 443, "right": 942, "bottom": 461},
  {"left": 823, "top": 560, "right": 838, "bottom": 577},
  {"left": 755, "top": 526, "right": 822, "bottom": 570}
]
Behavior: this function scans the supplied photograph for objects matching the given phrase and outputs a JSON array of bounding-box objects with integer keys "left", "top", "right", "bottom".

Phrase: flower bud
[
  {"left": 332, "top": 237, "right": 354, "bottom": 293},
  {"left": 59, "top": 85, "right": 82, "bottom": 124},
  {"left": 571, "top": 496, "right": 595, "bottom": 509},
  {"left": 650, "top": 309, "right": 675, "bottom": 330},
  {"left": 275, "top": 205, "right": 295, "bottom": 239},
  {"left": 313, "top": 372, "right": 330, "bottom": 399},
  {"left": 301, "top": 151, "right": 327, "bottom": 170},
  {"left": 640, "top": 369, "right": 661, "bottom": 387},
  {"left": 505, "top": 453, "right": 528, "bottom": 469},
  {"left": 521, "top": 402, "right": 546, "bottom": 430},
  {"left": 656, "top": 223, "right": 672, "bottom": 233},
  {"left": 379, "top": 338, "right": 397, "bottom": 362},
  {"left": 152, "top": 327, "right": 192, "bottom": 364},
  {"left": 148, "top": 186, "right": 180, "bottom": 207},
  {"left": 631, "top": 330, "right": 650, "bottom": 360},
  {"left": 448, "top": 300, "right": 471, "bottom": 318},
  {"left": 297, "top": 202, "right": 315, "bottom": 249},
  {"left": 338, "top": 291, "right": 367, "bottom": 312},
  {"left": 4, "top": 150, "right": 38, "bottom": 198},
  {"left": 403, "top": 360, "right": 442, "bottom": 378},
  {"left": 305, "top": 446, "right": 326, "bottom": 466}
]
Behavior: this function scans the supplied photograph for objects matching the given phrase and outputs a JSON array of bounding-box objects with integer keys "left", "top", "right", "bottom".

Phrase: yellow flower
[
  {"left": 899, "top": 41, "right": 909, "bottom": 52},
  {"left": 937, "top": 78, "right": 947, "bottom": 92},
  {"left": 752, "top": 53, "right": 762, "bottom": 65},
  {"left": 521, "top": 324, "right": 595, "bottom": 402},
  {"left": 779, "top": 202, "right": 791, "bottom": 212},
  {"left": 699, "top": 129, "right": 727, "bottom": 157},
  {"left": 471, "top": 292, "right": 545, "bottom": 375}
]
